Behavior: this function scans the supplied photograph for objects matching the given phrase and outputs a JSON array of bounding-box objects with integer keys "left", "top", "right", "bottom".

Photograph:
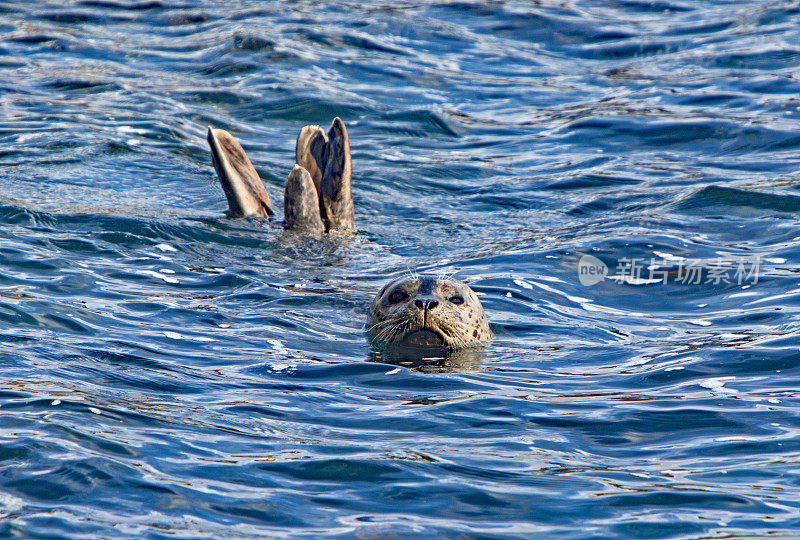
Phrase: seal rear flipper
[
  {"left": 294, "top": 117, "right": 353, "bottom": 231},
  {"left": 207, "top": 126, "right": 274, "bottom": 218},
  {"left": 295, "top": 124, "right": 327, "bottom": 196},
  {"left": 284, "top": 165, "right": 324, "bottom": 234},
  {"left": 320, "top": 117, "right": 353, "bottom": 230}
]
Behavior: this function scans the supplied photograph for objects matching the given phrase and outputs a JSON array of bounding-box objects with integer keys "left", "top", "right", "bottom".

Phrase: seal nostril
[
  {"left": 414, "top": 300, "right": 424, "bottom": 310},
  {"left": 428, "top": 300, "right": 439, "bottom": 310}
]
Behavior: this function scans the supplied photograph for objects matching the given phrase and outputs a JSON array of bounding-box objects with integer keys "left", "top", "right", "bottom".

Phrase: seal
[
  {"left": 207, "top": 117, "right": 353, "bottom": 233},
  {"left": 366, "top": 274, "right": 492, "bottom": 350}
]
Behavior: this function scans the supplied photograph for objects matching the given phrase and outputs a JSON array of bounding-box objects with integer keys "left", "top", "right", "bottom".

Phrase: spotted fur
[{"left": 367, "top": 275, "right": 491, "bottom": 349}]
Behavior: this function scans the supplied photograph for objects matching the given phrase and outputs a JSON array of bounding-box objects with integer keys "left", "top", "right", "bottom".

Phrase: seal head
[{"left": 366, "top": 275, "right": 492, "bottom": 350}]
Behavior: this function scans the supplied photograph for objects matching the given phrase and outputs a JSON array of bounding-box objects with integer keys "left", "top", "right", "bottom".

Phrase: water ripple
[{"left": 1, "top": 0, "right": 800, "bottom": 537}]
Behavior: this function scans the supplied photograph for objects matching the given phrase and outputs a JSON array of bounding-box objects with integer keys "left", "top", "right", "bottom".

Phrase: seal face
[{"left": 366, "top": 275, "right": 492, "bottom": 350}]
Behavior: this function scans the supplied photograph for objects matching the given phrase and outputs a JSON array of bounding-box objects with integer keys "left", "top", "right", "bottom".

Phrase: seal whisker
[{"left": 437, "top": 269, "right": 457, "bottom": 283}]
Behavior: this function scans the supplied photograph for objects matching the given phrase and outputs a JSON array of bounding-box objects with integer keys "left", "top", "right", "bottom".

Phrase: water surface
[{"left": 1, "top": 0, "right": 800, "bottom": 537}]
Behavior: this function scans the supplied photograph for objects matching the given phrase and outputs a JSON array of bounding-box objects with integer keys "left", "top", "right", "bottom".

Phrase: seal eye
[
  {"left": 388, "top": 290, "right": 408, "bottom": 304},
  {"left": 448, "top": 295, "right": 464, "bottom": 305}
]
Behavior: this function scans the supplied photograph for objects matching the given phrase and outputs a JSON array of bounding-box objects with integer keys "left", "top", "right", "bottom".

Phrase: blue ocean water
[{"left": 1, "top": 0, "right": 799, "bottom": 537}]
